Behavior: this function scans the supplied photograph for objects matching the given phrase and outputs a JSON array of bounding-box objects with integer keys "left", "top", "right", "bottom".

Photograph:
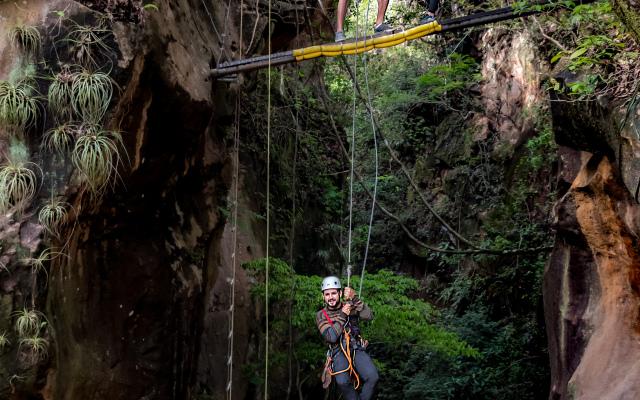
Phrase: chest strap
[{"left": 322, "top": 303, "right": 345, "bottom": 326}]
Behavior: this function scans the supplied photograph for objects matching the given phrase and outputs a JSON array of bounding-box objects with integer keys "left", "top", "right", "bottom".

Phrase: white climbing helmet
[{"left": 321, "top": 276, "right": 341, "bottom": 292}]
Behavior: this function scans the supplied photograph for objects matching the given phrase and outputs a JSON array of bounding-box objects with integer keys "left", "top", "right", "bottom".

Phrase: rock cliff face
[
  {"left": 0, "top": 0, "right": 268, "bottom": 398},
  {"left": 544, "top": 96, "right": 640, "bottom": 400},
  {"left": 1, "top": 1, "right": 640, "bottom": 399}
]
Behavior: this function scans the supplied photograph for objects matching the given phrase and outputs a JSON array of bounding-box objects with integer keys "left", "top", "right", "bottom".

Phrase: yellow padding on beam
[{"left": 292, "top": 22, "right": 440, "bottom": 62}]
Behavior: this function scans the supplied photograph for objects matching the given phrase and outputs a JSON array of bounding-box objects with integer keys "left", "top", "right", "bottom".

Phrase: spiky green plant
[
  {"left": 47, "top": 70, "right": 74, "bottom": 123},
  {"left": 7, "top": 23, "right": 42, "bottom": 60},
  {"left": 73, "top": 127, "right": 123, "bottom": 197},
  {"left": 0, "top": 79, "right": 41, "bottom": 137},
  {"left": 61, "top": 20, "right": 112, "bottom": 68},
  {"left": 39, "top": 201, "right": 69, "bottom": 238},
  {"left": 42, "top": 124, "right": 75, "bottom": 157},
  {"left": 19, "top": 333, "right": 49, "bottom": 363},
  {"left": 0, "top": 159, "right": 38, "bottom": 213},
  {"left": 11, "top": 308, "right": 43, "bottom": 338},
  {"left": 0, "top": 331, "right": 10, "bottom": 350},
  {"left": 23, "top": 248, "right": 52, "bottom": 276},
  {"left": 71, "top": 70, "right": 114, "bottom": 124}
]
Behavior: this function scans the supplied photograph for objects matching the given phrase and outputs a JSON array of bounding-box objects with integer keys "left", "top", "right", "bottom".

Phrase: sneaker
[
  {"left": 335, "top": 31, "right": 346, "bottom": 42},
  {"left": 373, "top": 22, "right": 395, "bottom": 33},
  {"left": 419, "top": 13, "right": 437, "bottom": 25}
]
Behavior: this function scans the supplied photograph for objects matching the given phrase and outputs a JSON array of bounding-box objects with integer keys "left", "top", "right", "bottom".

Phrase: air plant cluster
[
  {"left": 47, "top": 70, "right": 75, "bottom": 124},
  {"left": 0, "top": 331, "right": 10, "bottom": 353},
  {"left": 39, "top": 201, "right": 70, "bottom": 238},
  {"left": 73, "top": 125, "right": 124, "bottom": 197},
  {"left": 0, "top": 159, "right": 39, "bottom": 214},
  {"left": 6, "top": 23, "right": 42, "bottom": 61},
  {"left": 61, "top": 20, "right": 113, "bottom": 68},
  {"left": 71, "top": 69, "right": 114, "bottom": 124},
  {"left": 23, "top": 248, "right": 52, "bottom": 276},
  {"left": 0, "top": 79, "right": 41, "bottom": 137},
  {"left": 11, "top": 308, "right": 49, "bottom": 363}
]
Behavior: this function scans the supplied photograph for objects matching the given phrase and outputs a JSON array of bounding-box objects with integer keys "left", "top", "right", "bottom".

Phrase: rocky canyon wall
[{"left": 545, "top": 89, "right": 640, "bottom": 399}]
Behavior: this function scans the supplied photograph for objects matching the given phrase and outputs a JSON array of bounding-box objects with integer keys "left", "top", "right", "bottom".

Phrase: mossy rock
[{"left": 434, "top": 114, "right": 474, "bottom": 167}]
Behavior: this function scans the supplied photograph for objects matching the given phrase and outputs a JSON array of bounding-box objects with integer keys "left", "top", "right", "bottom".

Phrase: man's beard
[{"left": 326, "top": 300, "right": 340, "bottom": 310}]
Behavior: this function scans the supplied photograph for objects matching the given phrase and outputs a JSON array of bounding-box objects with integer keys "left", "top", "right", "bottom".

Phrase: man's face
[{"left": 323, "top": 289, "right": 342, "bottom": 307}]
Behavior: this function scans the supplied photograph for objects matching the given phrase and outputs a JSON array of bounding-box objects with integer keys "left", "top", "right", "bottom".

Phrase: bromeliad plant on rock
[
  {"left": 6, "top": 22, "right": 42, "bottom": 61},
  {"left": 19, "top": 332, "right": 49, "bottom": 364},
  {"left": 42, "top": 124, "right": 76, "bottom": 157},
  {"left": 47, "top": 69, "right": 75, "bottom": 124},
  {"left": 39, "top": 201, "right": 69, "bottom": 238},
  {"left": 11, "top": 308, "right": 45, "bottom": 338},
  {"left": 0, "top": 78, "right": 41, "bottom": 137},
  {"left": 71, "top": 69, "right": 114, "bottom": 124},
  {"left": 72, "top": 125, "right": 125, "bottom": 198},
  {"left": 61, "top": 20, "right": 113, "bottom": 69},
  {"left": 0, "top": 159, "right": 39, "bottom": 215}
]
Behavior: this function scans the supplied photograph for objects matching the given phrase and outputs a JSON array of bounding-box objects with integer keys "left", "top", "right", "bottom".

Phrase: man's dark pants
[{"left": 331, "top": 345, "right": 379, "bottom": 400}]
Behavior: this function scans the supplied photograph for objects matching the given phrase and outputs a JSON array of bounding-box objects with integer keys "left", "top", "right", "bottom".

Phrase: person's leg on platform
[
  {"left": 353, "top": 349, "right": 379, "bottom": 400},
  {"left": 373, "top": 0, "right": 394, "bottom": 32},
  {"left": 376, "top": 0, "right": 389, "bottom": 25},
  {"left": 419, "top": 0, "right": 438, "bottom": 24},
  {"left": 336, "top": 0, "right": 349, "bottom": 41},
  {"left": 332, "top": 350, "right": 360, "bottom": 400}
]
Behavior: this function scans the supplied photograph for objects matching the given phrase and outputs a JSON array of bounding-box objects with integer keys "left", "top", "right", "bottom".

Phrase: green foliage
[
  {"left": 71, "top": 70, "right": 114, "bottom": 124},
  {"left": 6, "top": 23, "right": 42, "bottom": 60},
  {"left": 19, "top": 332, "right": 50, "bottom": 363},
  {"left": 61, "top": 20, "right": 113, "bottom": 68},
  {"left": 0, "top": 159, "right": 39, "bottom": 214},
  {"left": 418, "top": 54, "right": 481, "bottom": 102},
  {"left": 242, "top": 258, "right": 478, "bottom": 394},
  {"left": 522, "top": 104, "right": 557, "bottom": 171},
  {"left": 39, "top": 201, "right": 69, "bottom": 238},
  {"left": 72, "top": 126, "right": 124, "bottom": 197},
  {"left": 23, "top": 248, "right": 52, "bottom": 276},
  {"left": 47, "top": 70, "right": 75, "bottom": 124},
  {"left": 0, "top": 331, "right": 10, "bottom": 351},
  {"left": 11, "top": 308, "right": 44, "bottom": 338},
  {"left": 0, "top": 78, "right": 41, "bottom": 137},
  {"left": 42, "top": 124, "right": 75, "bottom": 157}
]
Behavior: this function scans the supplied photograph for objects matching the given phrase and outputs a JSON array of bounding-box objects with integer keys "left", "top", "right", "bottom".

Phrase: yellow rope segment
[{"left": 292, "top": 22, "right": 441, "bottom": 61}]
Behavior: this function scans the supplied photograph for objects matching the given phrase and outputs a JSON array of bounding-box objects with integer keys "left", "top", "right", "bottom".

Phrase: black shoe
[
  {"left": 419, "top": 13, "right": 437, "bottom": 25},
  {"left": 373, "top": 22, "right": 395, "bottom": 33}
]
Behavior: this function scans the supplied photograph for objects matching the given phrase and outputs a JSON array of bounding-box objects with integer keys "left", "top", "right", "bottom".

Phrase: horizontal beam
[{"left": 210, "top": 0, "right": 597, "bottom": 77}]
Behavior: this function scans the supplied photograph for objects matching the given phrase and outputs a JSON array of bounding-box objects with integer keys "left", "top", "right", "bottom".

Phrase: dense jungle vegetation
[{"left": 227, "top": 0, "right": 640, "bottom": 399}]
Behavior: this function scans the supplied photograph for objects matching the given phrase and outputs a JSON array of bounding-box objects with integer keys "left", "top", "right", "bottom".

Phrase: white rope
[
  {"left": 347, "top": 0, "right": 361, "bottom": 285},
  {"left": 200, "top": 0, "right": 233, "bottom": 62},
  {"left": 226, "top": 0, "right": 244, "bottom": 397},
  {"left": 359, "top": 0, "right": 379, "bottom": 298}
]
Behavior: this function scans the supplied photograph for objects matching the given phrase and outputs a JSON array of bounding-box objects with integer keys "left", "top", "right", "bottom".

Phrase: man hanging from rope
[{"left": 316, "top": 276, "right": 378, "bottom": 400}]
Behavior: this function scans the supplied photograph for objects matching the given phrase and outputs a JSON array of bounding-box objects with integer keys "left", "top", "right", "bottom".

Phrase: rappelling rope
[
  {"left": 226, "top": 0, "right": 244, "bottom": 397},
  {"left": 358, "top": 0, "right": 380, "bottom": 297},
  {"left": 347, "top": 0, "right": 361, "bottom": 289},
  {"left": 264, "top": 0, "right": 272, "bottom": 395},
  {"left": 201, "top": 0, "right": 233, "bottom": 63}
]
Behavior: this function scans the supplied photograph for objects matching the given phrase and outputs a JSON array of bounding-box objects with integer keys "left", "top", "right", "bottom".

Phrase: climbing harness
[{"left": 321, "top": 308, "right": 369, "bottom": 390}]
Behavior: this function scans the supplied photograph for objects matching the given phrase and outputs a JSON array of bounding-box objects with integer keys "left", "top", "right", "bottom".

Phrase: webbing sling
[{"left": 322, "top": 304, "right": 360, "bottom": 389}]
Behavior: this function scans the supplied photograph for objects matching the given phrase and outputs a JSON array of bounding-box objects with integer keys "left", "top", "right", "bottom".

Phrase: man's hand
[
  {"left": 343, "top": 287, "right": 356, "bottom": 301},
  {"left": 342, "top": 303, "right": 352, "bottom": 315}
]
